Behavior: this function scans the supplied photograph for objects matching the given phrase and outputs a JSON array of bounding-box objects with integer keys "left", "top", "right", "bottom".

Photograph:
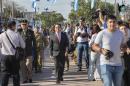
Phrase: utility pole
[
  {"left": 0, "top": 0, "right": 2, "bottom": 15},
  {"left": 114, "top": 0, "right": 117, "bottom": 16},
  {"left": 12, "top": 2, "right": 14, "bottom": 18},
  {"left": 105, "top": 0, "right": 107, "bottom": 8}
]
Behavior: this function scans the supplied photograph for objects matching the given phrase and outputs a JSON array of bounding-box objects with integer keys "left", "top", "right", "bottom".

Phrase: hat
[{"left": 20, "top": 19, "right": 28, "bottom": 23}]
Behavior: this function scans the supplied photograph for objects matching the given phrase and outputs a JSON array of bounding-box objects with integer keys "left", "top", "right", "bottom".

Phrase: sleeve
[
  {"left": 64, "top": 33, "right": 69, "bottom": 52},
  {"left": 65, "top": 33, "right": 69, "bottom": 47},
  {"left": 18, "top": 33, "right": 25, "bottom": 49},
  {"left": 128, "top": 29, "right": 130, "bottom": 39},
  {"left": 121, "top": 32, "right": 126, "bottom": 45},
  {"left": 32, "top": 31, "right": 37, "bottom": 48},
  {"left": 49, "top": 36, "right": 53, "bottom": 56},
  {"left": 94, "top": 31, "right": 103, "bottom": 45},
  {"left": 31, "top": 31, "right": 37, "bottom": 56},
  {"left": 0, "top": 34, "right": 2, "bottom": 48},
  {"left": 41, "top": 34, "right": 45, "bottom": 47},
  {"left": 89, "top": 35, "right": 95, "bottom": 47},
  {"left": 74, "top": 27, "right": 79, "bottom": 35}
]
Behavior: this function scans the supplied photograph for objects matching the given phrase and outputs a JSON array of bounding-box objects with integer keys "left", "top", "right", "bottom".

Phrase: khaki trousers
[{"left": 20, "top": 56, "right": 33, "bottom": 81}]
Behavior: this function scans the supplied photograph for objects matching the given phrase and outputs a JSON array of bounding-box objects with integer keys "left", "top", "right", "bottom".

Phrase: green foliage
[
  {"left": 69, "top": 0, "right": 114, "bottom": 23},
  {"left": 36, "top": 12, "right": 64, "bottom": 28},
  {"left": 3, "top": 2, "right": 24, "bottom": 18}
]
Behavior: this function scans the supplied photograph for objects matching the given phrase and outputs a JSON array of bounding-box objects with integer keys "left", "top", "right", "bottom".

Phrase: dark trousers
[
  {"left": 65, "top": 56, "right": 69, "bottom": 70},
  {"left": 122, "top": 52, "right": 130, "bottom": 86},
  {"left": 1, "top": 55, "right": 20, "bottom": 86},
  {"left": 0, "top": 62, "right": 1, "bottom": 72},
  {"left": 123, "top": 70, "right": 130, "bottom": 86},
  {"left": 54, "top": 52, "right": 65, "bottom": 81}
]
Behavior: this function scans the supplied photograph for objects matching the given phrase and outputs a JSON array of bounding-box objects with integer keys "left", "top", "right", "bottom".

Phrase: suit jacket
[
  {"left": 17, "top": 28, "right": 36, "bottom": 57},
  {"left": 49, "top": 32, "right": 69, "bottom": 57}
]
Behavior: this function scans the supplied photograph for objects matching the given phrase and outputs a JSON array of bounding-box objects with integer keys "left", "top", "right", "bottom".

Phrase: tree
[
  {"left": 3, "top": 1, "right": 24, "bottom": 18},
  {"left": 36, "top": 11, "right": 64, "bottom": 28},
  {"left": 68, "top": 0, "right": 114, "bottom": 23}
]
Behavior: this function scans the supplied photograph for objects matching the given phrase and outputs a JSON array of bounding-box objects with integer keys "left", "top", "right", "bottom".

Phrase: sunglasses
[{"left": 21, "top": 23, "right": 27, "bottom": 25}]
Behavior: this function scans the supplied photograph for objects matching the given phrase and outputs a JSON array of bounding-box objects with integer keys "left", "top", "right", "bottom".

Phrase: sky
[{"left": 11, "top": 0, "right": 130, "bottom": 19}]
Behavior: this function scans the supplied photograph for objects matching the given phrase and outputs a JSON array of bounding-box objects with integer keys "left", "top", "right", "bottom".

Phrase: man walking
[
  {"left": 92, "top": 15, "right": 125, "bottom": 86},
  {"left": 50, "top": 24, "right": 69, "bottom": 84}
]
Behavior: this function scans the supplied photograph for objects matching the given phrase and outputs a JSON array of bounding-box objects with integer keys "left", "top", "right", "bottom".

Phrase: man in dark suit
[{"left": 49, "top": 24, "right": 69, "bottom": 84}]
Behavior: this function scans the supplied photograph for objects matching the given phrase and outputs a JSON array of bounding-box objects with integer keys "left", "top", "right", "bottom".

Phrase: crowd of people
[
  {"left": 48, "top": 13, "right": 130, "bottom": 86},
  {"left": 0, "top": 13, "right": 130, "bottom": 86}
]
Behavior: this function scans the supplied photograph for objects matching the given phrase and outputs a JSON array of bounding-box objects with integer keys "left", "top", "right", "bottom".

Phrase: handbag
[{"left": 5, "top": 32, "right": 24, "bottom": 61}]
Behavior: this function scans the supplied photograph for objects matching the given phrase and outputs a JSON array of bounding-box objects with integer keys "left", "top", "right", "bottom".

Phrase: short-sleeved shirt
[
  {"left": 76, "top": 28, "right": 88, "bottom": 42},
  {"left": 0, "top": 29, "right": 25, "bottom": 55},
  {"left": 95, "top": 29, "right": 125, "bottom": 66},
  {"left": 89, "top": 33, "right": 100, "bottom": 58}
]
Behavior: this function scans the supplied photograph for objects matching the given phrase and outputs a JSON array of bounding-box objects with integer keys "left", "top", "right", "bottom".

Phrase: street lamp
[{"left": 105, "top": 0, "right": 106, "bottom": 8}]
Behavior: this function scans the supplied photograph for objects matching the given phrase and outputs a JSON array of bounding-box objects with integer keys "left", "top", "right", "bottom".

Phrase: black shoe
[
  {"left": 29, "top": 79, "right": 32, "bottom": 83},
  {"left": 22, "top": 80, "right": 28, "bottom": 83},
  {"left": 60, "top": 77, "right": 63, "bottom": 81},
  {"left": 86, "top": 64, "right": 89, "bottom": 69},
  {"left": 77, "top": 67, "right": 82, "bottom": 72},
  {"left": 88, "top": 79, "right": 96, "bottom": 81},
  {"left": 56, "top": 80, "right": 60, "bottom": 84}
]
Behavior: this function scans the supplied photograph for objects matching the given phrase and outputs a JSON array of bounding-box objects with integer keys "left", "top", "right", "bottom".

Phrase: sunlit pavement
[{"left": 0, "top": 48, "right": 103, "bottom": 86}]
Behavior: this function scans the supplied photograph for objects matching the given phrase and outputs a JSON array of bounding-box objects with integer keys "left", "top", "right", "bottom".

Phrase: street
[{"left": 0, "top": 48, "right": 102, "bottom": 86}]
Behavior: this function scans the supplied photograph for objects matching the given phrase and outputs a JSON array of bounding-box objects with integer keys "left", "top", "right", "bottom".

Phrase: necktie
[
  {"left": 57, "top": 33, "right": 60, "bottom": 43},
  {"left": 23, "top": 30, "right": 26, "bottom": 35}
]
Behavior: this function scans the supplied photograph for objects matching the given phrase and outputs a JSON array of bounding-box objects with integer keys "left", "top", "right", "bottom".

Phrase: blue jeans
[
  {"left": 100, "top": 65, "right": 124, "bottom": 86},
  {"left": 77, "top": 42, "right": 89, "bottom": 68},
  {"left": 88, "top": 53, "right": 101, "bottom": 80}
]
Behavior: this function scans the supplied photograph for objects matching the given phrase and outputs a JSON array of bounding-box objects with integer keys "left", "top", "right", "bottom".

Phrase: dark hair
[
  {"left": 120, "top": 22, "right": 129, "bottom": 28},
  {"left": 55, "top": 23, "right": 62, "bottom": 28},
  {"left": 107, "top": 15, "right": 117, "bottom": 21},
  {"left": 76, "top": 23, "right": 79, "bottom": 26},
  {"left": 50, "top": 25, "right": 55, "bottom": 32},
  {"left": 80, "top": 17, "right": 85, "bottom": 22},
  {"left": 92, "top": 24, "right": 101, "bottom": 35},
  {"left": 7, "top": 21, "right": 16, "bottom": 28},
  {"left": 117, "top": 20, "right": 123, "bottom": 26}
]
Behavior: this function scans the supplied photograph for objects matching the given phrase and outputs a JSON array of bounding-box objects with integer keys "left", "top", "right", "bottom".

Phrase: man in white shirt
[
  {"left": 74, "top": 17, "right": 89, "bottom": 71},
  {"left": 0, "top": 21, "right": 25, "bottom": 86},
  {"left": 92, "top": 15, "right": 125, "bottom": 86}
]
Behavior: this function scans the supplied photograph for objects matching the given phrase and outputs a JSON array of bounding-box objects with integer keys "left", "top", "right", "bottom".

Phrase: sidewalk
[{"left": 0, "top": 48, "right": 103, "bottom": 86}]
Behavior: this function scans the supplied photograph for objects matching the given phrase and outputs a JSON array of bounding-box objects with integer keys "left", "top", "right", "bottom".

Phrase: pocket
[{"left": 100, "top": 65, "right": 108, "bottom": 75}]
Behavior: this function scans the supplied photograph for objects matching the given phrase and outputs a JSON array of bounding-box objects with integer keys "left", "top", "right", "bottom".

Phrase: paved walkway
[{"left": 0, "top": 48, "right": 103, "bottom": 86}]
